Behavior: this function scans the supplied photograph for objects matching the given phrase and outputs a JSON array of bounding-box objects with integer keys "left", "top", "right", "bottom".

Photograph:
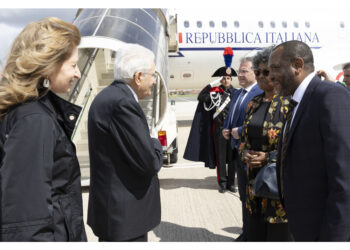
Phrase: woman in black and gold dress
[{"left": 239, "top": 46, "right": 291, "bottom": 241}]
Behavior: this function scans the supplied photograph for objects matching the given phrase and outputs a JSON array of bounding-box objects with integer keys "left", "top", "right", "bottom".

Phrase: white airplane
[{"left": 168, "top": 8, "right": 350, "bottom": 90}]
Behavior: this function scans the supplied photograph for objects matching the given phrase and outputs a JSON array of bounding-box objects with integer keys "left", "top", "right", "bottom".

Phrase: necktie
[
  {"left": 280, "top": 99, "right": 298, "bottom": 198},
  {"left": 230, "top": 89, "right": 247, "bottom": 126}
]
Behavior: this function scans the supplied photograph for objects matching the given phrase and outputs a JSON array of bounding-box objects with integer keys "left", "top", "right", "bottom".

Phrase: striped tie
[{"left": 280, "top": 99, "right": 298, "bottom": 198}]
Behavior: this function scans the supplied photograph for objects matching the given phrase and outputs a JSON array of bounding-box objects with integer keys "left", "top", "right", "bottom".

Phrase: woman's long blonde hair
[{"left": 0, "top": 17, "right": 81, "bottom": 119}]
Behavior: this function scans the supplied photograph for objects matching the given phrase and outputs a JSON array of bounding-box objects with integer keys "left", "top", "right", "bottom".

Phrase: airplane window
[
  {"left": 234, "top": 21, "right": 240, "bottom": 28},
  {"left": 210, "top": 21, "right": 215, "bottom": 28},
  {"left": 258, "top": 21, "right": 264, "bottom": 28},
  {"left": 183, "top": 73, "right": 192, "bottom": 78},
  {"left": 282, "top": 21, "right": 287, "bottom": 28},
  {"left": 184, "top": 21, "right": 189, "bottom": 28},
  {"left": 294, "top": 22, "right": 299, "bottom": 28},
  {"left": 270, "top": 21, "right": 276, "bottom": 28},
  {"left": 222, "top": 21, "right": 227, "bottom": 28},
  {"left": 305, "top": 21, "right": 310, "bottom": 28},
  {"left": 340, "top": 22, "right": 345, "bottom": 28},
  {"left": 197, "top": 21, "right": 202, "bottom": 28}
]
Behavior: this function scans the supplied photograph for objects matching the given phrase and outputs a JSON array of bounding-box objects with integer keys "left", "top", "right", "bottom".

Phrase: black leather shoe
[
  {"left": 234, "top": 233, "right": 247, "bottom": 242},
  {"left": 219, "top": 184, "right": 226, "bottom": 193},
  {"left": 227, "top": 185, "right": 237, "bottom": 193}
]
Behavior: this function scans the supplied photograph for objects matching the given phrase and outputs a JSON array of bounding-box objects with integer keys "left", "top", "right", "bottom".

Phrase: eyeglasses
[
  {"left": 254, "top": 69, "right": 270, "bottom": 77},
  {"left": 143, "top": 72, "right": 158, "bottom": 80}
]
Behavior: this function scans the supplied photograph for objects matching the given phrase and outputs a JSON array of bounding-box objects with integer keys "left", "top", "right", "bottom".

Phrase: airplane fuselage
[{"left": 168, "top": 8, "right": 350, "bottom": 90}]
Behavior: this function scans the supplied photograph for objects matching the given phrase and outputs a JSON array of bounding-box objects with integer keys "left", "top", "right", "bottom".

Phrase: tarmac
[{"left": 81, "top": 98, "right": 243, "bottom": 242}]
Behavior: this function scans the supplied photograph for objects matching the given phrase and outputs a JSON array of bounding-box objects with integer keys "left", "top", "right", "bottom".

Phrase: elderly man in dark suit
[
  {"left": 87, "top": 44, "right": 163, "bottom": 242},
  {"left": 269, "top": 40, "right": 350, "bottom": 241},
  {"left": 222, "top": 57, "right": 263, "bottom": 241}
]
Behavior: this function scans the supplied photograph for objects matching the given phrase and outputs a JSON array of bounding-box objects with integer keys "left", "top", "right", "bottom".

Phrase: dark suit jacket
[
  {"left": 277, "top": 75, "right": 350, "bottom": 241},
  {"left": 87, "top": 81, "right": 163, "bottom": 241},
  {"left": 224, "top": 83, "right": 263, "bottom": 149}
]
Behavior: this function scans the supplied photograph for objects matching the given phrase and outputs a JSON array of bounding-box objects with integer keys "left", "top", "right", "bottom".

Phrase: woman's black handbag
[{"left": 252, "top": 162, "right": 280, "bottom": 200}]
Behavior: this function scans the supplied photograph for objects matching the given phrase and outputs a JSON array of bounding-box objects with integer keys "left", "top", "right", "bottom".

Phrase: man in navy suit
[
  {"left": 269, "top": 40, "right": 350, "bottom": 241},
  {"left": 223, "top": 57, "right": 263, "bottom": 241},
  {"left": 87, "top": 44, "right": 163, "bottom": 242}
]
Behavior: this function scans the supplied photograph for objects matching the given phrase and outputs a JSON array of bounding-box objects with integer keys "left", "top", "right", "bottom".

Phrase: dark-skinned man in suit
[{"left": 268, "top": 40, "right": 350, "bottom": 241}]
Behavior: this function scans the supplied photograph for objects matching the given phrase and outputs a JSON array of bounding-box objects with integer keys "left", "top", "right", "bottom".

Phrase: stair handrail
[
  {"left": 69, "top": 48, "right": 99, "bottom": 103},
  {"left": 71, "top": 87, "right": 92, "bottom": 141},
  {"left": 155, "top": 71, "right": 168, "bottom": 131}
]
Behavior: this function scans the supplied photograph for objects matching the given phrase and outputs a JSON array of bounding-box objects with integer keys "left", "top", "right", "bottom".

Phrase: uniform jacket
[
  {"left": 183, "top": 84, "right": 236, "bottom": 169},
  {"left": 277, "top": 76, "right": 350, "bottom": 241},
  {"left": 87, "top": 81, "right": 163, "bottom": 241},
  {"left": 0, "top": 91, "right": 87, "bottom": 241},
  {"left": 224, "top": 84, "right": 263, "bottom": 149}
]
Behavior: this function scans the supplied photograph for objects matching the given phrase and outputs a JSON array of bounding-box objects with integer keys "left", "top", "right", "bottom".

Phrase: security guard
[{"left": 184, "top": 47, "right": 238, "bottom": 193}]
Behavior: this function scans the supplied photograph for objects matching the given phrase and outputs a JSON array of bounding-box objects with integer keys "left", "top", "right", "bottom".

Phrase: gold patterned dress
[{"left": 239, "top": 93, "right": 291, "bottom": 223}]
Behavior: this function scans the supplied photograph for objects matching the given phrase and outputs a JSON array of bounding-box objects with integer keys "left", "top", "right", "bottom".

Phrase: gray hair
[
  {"left": 114, "top": 43, "right": 155, "bottom": 83},
  {"left": 240, "top": 56, "right": 254, "bottom": 66},
  {"left": 343, "top": 62, "right": 350, "bottom": 71},
  {"left": 253, "top": 45, "right": 275, "bottom": 70}
]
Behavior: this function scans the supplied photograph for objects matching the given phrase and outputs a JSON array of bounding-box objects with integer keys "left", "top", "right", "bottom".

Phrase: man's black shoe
[
  {"left": 234, "top": 233, "right": 247, "bottom": 241},
  {"left": 227, "top": 185, "right": 237, "bottom": 193},
  {"left": 219, "top": 184, "right": 226, "bottom": 193}
]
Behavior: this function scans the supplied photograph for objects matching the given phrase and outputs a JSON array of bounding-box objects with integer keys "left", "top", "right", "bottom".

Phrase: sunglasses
[{"left": 254, "top": 69, "right": 270, "bottom": 77}]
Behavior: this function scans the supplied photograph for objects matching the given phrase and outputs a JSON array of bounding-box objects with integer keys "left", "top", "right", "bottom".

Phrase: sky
[{"left": 0, "top": 8, "right": 78, "bottom": 65}]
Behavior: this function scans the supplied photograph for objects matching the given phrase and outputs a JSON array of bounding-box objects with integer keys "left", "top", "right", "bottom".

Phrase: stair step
[
  {"left": 75, "top": 139, "right": 89, "bottom": 151},
  {"left": 81, "top": 178, "right": 90, "bottom": 187},
  {"left": 81, "top": 131, "right": 88, "bottom": 139},
  {"left": 79, "top": 163, "right": 90, "bottom": 169},
  {"left": 101, "top": 72, "right": 114, "bottom": 80},
  {"left": 77, "top": 152, "right": 90, "bottom": 163},
  {"left": 81, "top": 167, "right": 90, "bottom": 174}
]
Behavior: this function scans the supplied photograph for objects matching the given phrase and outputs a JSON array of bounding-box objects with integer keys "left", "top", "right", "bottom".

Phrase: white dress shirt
[
  {"left": 290, "top": 72, "right": 315, "bottom": 125},
  {"left": 126, "top": 84, "right": 139, "bottom": 102},
  {"left": 241, "top": 82, "right": 257, "bottom": 104}
]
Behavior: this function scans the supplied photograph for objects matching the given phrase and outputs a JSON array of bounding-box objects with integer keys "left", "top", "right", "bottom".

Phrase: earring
[{"left": 43, "top": 79, "right": 50, "bottom": 88}]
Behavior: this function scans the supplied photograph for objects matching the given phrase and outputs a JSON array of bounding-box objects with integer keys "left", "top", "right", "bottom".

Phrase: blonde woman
[{"left": 0, "top": 18, "right": 86, "bottom": 241}]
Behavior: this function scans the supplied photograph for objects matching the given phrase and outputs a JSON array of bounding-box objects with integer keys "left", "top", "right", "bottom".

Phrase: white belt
[{"left": 213, "top": 96, "right": 230, "bottom": 119}]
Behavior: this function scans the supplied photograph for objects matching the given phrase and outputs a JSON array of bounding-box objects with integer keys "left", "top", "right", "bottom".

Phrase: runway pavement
[{"left": 82, "top": 164, "right": 243, "bottom": 242}]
